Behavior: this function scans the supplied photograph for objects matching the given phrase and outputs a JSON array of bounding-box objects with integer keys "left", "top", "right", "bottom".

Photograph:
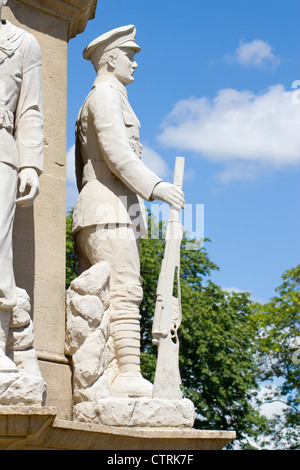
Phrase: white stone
[
  {"left": 9, "top": 288, "right": 31, "bottom": 328},
  {"left": 7, "top": 320, "right": 34, "bottom": 351},
  {"left": 66, "top": 263, "right": 113, "bottom": 402},
  {"left": 74, "top": 397, "right": 195, "bottom": 428},
  {"left": 74, "top": 373, "right": 110, "bottom": 404},
  {"left": 70, "top": 293, "right": 104, "bottom": 328},
  {"left": 0, "top": 286, "right": 46, "bottom": 404},
  {"left": 65, "top": 313, "right": 92, "bottom": 356},
  {"left": 9, "top": 348, "right": 42, "bottom": 378},
  {"left": 0, "top": 372, "right": 46, "bottom": 406},
  {"left": 70, "top": 262, "right": 110, "bottom": 308},
  {"left": 72, "top": 329, "right": 107, "bottom": 390}
]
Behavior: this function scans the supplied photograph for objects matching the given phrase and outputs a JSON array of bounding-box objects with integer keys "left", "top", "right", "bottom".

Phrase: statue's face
[{"left": 113, "top": 47, "right": 138, "bottom": 86}]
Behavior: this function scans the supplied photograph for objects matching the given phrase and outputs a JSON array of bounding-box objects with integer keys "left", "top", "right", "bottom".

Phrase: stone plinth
[
  {"left": 0, "top": 407, "right": 236, "bottom": 450},
  {"left": 3, "top": 0, "right": 97, "bottom": 419},
  {"left": 74, "top": 398, "right": 196, "bottom": 428}
]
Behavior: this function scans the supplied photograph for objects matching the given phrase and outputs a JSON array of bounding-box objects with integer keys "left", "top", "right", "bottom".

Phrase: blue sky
[{"left": 66, "top": 0, "right": 300, "bottom": 304}]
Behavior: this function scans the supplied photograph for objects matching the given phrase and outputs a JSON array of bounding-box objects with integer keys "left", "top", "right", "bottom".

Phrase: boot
[{"left": 110, "top": 317, "right": 152, "bottom": 398}]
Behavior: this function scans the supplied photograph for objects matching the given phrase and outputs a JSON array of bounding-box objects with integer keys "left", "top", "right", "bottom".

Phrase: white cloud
[
  {"left": 253, "top": 383, "right": 288, "bottom": 419},
  {"left": 214, "top": 163, "right": 263, "bottom": 185},
  {"left": 222, "top": 286, "right": 250, "bottom": 295},
  {"left": 141, "top": 145, "right": 170, "bottom": 179},
  {"left": 157, "top": 85, "right": 300, "bottom": 181},
  {"left": 222, "top": 286, "right": 267, "bottom": 304},
  {"left": 225, "top": 39, "right": 280, "bottom": 69}
]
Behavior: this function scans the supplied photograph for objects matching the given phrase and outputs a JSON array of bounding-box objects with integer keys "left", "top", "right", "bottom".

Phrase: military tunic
[
  {"left": 0, "top": 21, "right": 43, "bottom": 309},
  {"left": 72, "top": 74, "right": 161, "bottom": 236}
]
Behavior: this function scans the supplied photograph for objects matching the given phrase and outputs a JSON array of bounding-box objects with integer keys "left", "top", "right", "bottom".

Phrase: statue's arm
[
  {"left": 14, "top": 32, "right": 44, "bottom": 173},
  {"left": 90, "top": 84, "right": 161, "bottom": 200},
  {"left": 14, "top": 33, "right": 44, "bottom": 206}
]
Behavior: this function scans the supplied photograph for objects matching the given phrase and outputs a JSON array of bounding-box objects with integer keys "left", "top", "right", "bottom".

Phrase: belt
[{"left": 0, "top": 108, "right": 14, "bottom": 134}]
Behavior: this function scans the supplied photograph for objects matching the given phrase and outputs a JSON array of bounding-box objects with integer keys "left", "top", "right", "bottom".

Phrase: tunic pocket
[{"left": 123, "top": 110, "right": 135, "bottom": 127}]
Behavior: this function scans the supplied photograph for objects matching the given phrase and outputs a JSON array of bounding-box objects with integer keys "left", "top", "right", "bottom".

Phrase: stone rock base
[
  {"left": 0, "top": 372, "right": 46, "bottom": 406},
  {"left": 74, "top": 397, "right": 195, "bottom": 427}
]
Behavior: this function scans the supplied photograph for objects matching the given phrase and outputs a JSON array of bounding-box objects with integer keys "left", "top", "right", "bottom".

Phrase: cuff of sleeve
[{"left": 146, "top": 179, "right": 162, "bottom": 202}]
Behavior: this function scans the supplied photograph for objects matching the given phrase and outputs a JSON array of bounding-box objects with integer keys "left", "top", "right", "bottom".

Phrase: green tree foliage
[
  {"left": 252, "top": 265, "right": 300, "bottom": 449},
  {"left": 139, "top": 214, "right": 268, "bottom": 447}
]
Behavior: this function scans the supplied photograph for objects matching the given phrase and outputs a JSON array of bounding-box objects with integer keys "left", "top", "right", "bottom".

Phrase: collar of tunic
[
  {"left": 93, "top": 73, "right": 128, "bottom": 100},
  {"left": 0, "top": 20, "right": 24, "bottom": 64}
]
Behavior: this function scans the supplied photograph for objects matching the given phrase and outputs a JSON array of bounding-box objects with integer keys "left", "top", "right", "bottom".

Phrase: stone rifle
[{"left": 152, "top": 156, "right": 185, "bottom": 400}]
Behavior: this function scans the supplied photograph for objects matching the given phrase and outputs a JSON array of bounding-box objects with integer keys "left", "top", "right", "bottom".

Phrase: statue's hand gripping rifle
[{"left": 152, "top": 157, "right": 185, "bottom": 399}]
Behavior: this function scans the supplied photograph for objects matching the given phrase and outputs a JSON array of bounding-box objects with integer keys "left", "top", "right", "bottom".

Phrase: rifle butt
[{"left": 152, "top": 337, "right": 182, "bottom": 400}]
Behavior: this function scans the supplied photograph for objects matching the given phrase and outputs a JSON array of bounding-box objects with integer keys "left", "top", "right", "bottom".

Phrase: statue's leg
[
  {"left": 76, "top": 224, "right": 152, "bottom": 398},
  {"left": 0, "top": 163, "right": 18, "bottom": 372}
]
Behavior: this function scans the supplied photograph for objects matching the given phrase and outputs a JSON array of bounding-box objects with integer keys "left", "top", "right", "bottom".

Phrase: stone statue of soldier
[
  {"left": 72, "top": 25, "right": 185, "bottom": 398},
  {"left": 0, "top": 0, "right": 44, "bottom": 372}
]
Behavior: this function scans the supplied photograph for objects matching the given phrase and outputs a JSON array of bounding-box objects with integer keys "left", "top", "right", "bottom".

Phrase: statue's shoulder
[
  {"left": 3, "top": 21, "right": 41, "bottom": 68},
  {"left": 94, "top": 81, "right": 121, "bottom": 97},
  {"left": 86, "top": 81, "right": 122, "bottom": 109},
  {"left": 5, "top": 21, "right": 39, "bottom": 51},
  {"left": 78, "top": 80, "right": 124, "bottom": 125}
]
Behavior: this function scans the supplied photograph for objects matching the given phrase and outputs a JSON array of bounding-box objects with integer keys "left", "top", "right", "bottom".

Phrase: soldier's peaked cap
[{"left": 83, "top": 25, "right": 141, "bottom": 62}]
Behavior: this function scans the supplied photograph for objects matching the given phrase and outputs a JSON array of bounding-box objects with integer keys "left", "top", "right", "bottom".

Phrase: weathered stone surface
[
  {"left": 65, "top": 313, "right": 91, "bottom": 356},
  {"left": 65, "top": 262, "right": 112, "bottom": 405},
  {"left": 74, "top": 373, "right": 110, "bottom": 404},
  {"left": 7, "top": 288, "right": 35, "bottom": 351},
  {"left": 72, "top": 330, "right": 106, "bottom": 390},
  {"left": 70, "top": 293, "right": 104, "bottom": 327},
  {"left": 70, "top": 262, "right": 110, "bottom": 306},
  {"left": 10, "top": 0, "right": 98, "bottom": 39},
  {"left": 9, "top": 289, "right": 31, "bottom": 328},
  {"left": 7, "top": 323, "right": 34, "bottom": 351},
  {"left": 74, "top": 397, "right": 195, "bottom": 428},
  {"left": 1, "top": 287, "right": 46, "bottom": 405},
  {"left": 10, "top": 348, "right": 42, "bottom": 377},
  {"left": 0, "top": 372, "right": 46, "bottom": 405}
]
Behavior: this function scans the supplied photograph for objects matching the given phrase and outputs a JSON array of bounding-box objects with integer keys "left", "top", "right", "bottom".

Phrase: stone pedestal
[
  {"left": 3, "top": 0, "right": 97, "bottom": 419},
  {"left": 0, "top": 407, "right": 236, "bottom": 450}
]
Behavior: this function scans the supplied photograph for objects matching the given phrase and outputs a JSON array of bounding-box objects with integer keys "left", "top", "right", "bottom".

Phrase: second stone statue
[{"left": 69, "top": 25, "right": 185, "bottom": 401}]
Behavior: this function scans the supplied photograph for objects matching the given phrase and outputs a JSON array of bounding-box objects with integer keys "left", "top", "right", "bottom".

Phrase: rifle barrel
[{"left": 173, "top": 156, "right": 185, "bottom": 188}]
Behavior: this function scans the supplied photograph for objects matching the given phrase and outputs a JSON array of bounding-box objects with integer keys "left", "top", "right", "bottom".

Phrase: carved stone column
[{"left": 3, "top": 0, "right": 97, "bottom": 419}]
